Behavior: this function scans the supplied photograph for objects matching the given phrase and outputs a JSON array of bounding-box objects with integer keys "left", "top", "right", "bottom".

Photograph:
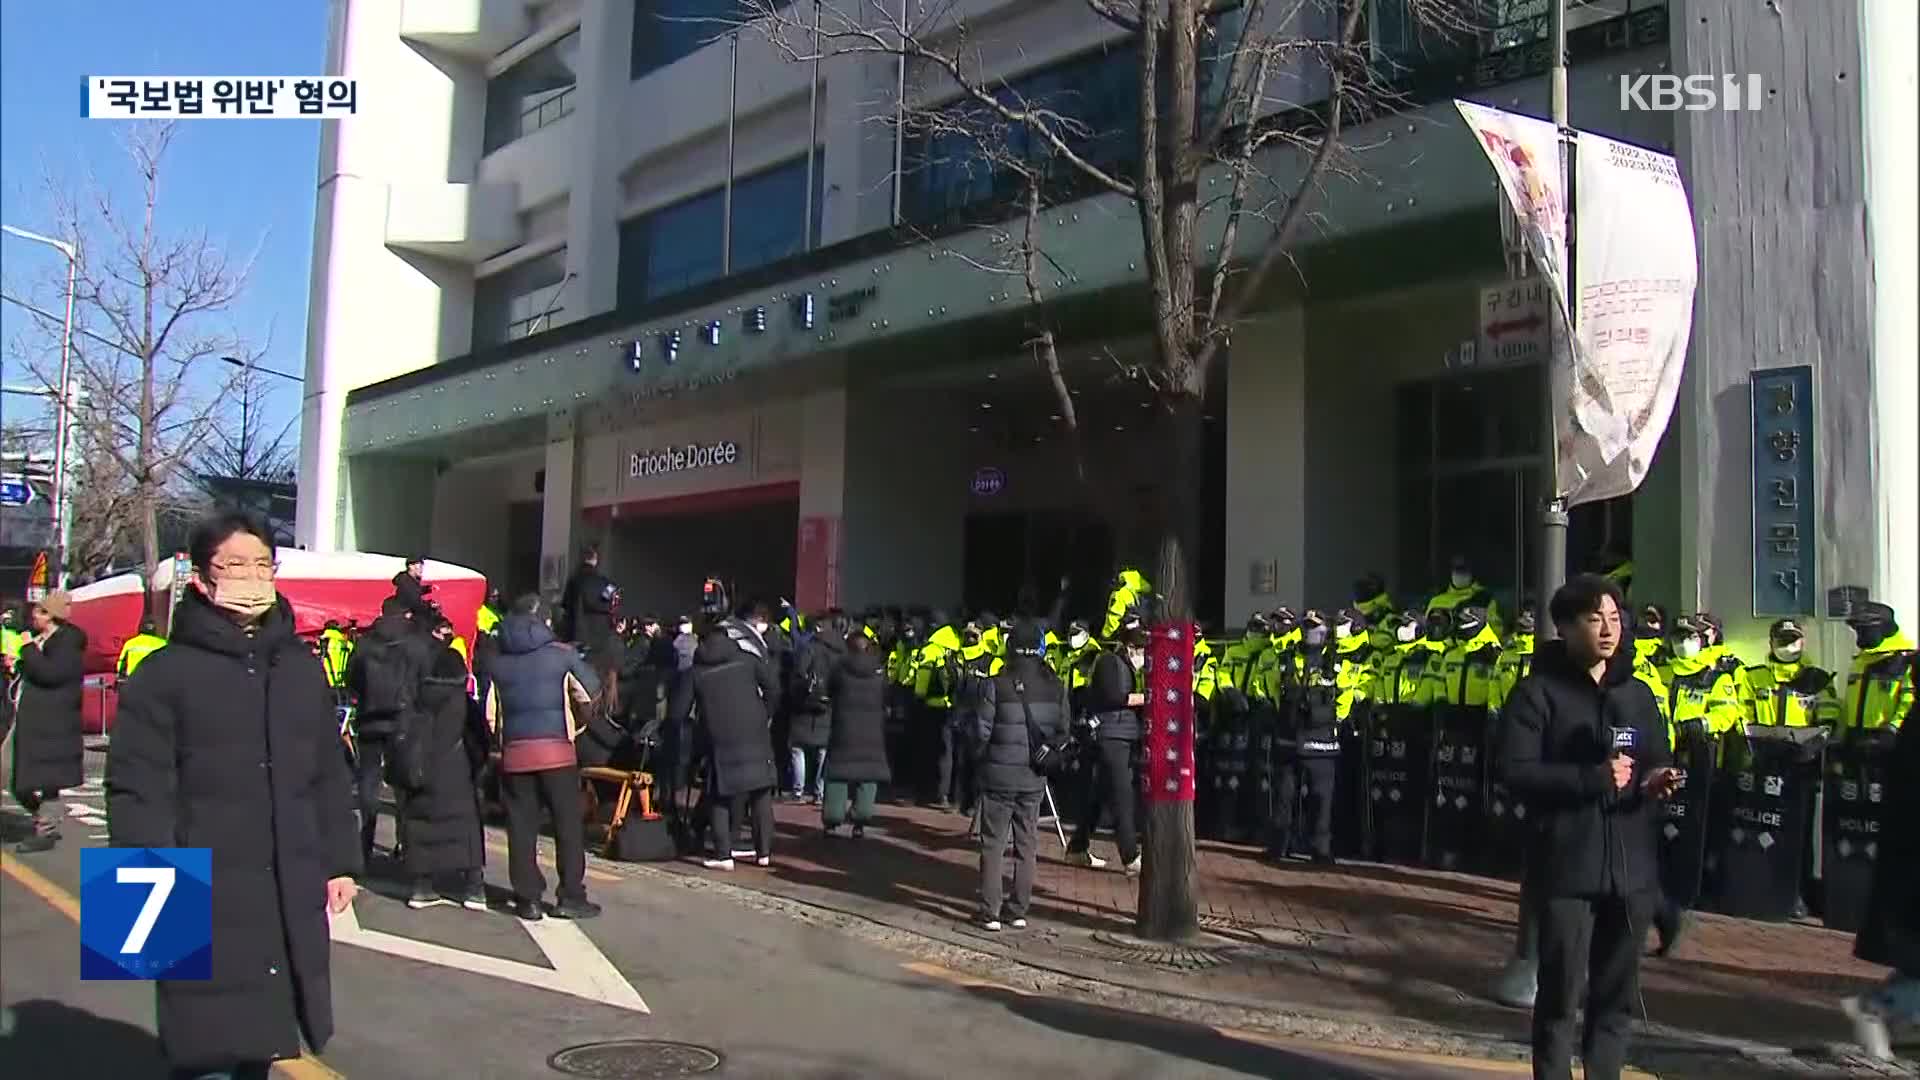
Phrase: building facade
[{"left": 300, "top": 0, "right": 1916, "bottom": 660}]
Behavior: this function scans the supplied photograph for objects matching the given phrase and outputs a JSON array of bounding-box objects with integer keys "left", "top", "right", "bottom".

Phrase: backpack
[
  {"left": 1086, "top": 651, "right": 1134, "bottom": 714},
  {"left": 358, "top": 638, "right": 419, "bottom": 717}
]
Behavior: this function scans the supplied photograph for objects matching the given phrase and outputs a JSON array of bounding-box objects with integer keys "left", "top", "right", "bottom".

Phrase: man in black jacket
[
  {"left": 1066, "top": 621, "right": 1147, "bottom": 875},
  {"left": 558, "top": 547, "right": 615, "bottom": 652},
  {"left": 969, "top": 621, "right": 1068, "bottom": 931},
  {"left": 1502, "top": 574, "right": 1685, "bottom": 1080},
  {"left": 391, "top": 556, "right": 437, "bottom": 623},
  {"left": 344, "top": 597, "right": 433, "bottom": 866}
]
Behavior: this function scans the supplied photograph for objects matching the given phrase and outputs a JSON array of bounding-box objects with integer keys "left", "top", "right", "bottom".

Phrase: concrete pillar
[
  {"left": 539, "top": 410, "right": 578, "bottom": 597},
  {"left": 795, "top": 387, "right": 847, "bottom": 611},
  {"left": 1861, "top": 0, "right": 1919, "bottom": 626},
  {"left": 299, "top": 0, "right": 484, "bottom": 550},
  {"left": 564, "top": 0, "right": 631, "bottom": 319},
  {"left": 1223, "top": 311, "right": 1307, "bottom": 627},
  {"left": 1669, "top": 0, "right": 1882, "bottom": 660}
]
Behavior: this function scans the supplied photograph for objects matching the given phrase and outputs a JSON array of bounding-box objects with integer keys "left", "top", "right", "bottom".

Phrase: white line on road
[{"left": 329, "top": 901, "right": 649, "bottom": 1014}]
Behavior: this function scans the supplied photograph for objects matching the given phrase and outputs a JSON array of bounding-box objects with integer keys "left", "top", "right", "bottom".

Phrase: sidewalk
[{"left": 648, "top": 797, "right": 1893, "bottom": 1058}]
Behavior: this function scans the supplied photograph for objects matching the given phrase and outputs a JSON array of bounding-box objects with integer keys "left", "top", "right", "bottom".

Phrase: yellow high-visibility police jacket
[
  {"left": 1841, "top": 632, "right": 1915, "bottom": 732},
  {"left": 1741, "top": 658, "right": 1842, "bottom": 728},
  {"left": 117, "top": 633, "right": 168, "bottom": 678}
]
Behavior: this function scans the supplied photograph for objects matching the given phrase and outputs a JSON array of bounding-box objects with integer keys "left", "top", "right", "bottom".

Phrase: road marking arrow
[{"left": 329, "top": 901, "right": 648, "bottom": 1014}]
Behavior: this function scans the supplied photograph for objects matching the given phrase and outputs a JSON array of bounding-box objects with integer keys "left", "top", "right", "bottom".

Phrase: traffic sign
[
  {"left": 1478, "top": 278, "right": 1551, "bottom": 365},
  {"left": 0, "top": 476, "right": 33, "bottom": 507}
]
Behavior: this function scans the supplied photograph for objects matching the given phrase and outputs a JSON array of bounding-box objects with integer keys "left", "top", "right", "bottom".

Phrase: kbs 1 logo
[
  {"left": 1619, "top": 73, "right": 1764, "bottom": 112},
  {"left": 79, "top": 848, "right": 213, "bottom": 980}
]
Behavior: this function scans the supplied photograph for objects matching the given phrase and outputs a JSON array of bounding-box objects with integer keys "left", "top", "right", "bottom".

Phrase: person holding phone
[{"left": 1500, "top": 574, "right": 1684, "bottom": 1080}]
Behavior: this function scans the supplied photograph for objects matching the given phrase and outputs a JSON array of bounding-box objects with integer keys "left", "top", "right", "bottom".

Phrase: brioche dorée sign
[{"left": 628, "top": 440, "right": 739, "bottom": 479}]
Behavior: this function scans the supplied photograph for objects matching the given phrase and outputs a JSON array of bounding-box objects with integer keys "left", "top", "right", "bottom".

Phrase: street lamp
[
  {"left": 2, "top": 223, "right": 77, "bottom": 589},
  {"left": 218, "top": 355, "right": 303, "bottom": 384}
]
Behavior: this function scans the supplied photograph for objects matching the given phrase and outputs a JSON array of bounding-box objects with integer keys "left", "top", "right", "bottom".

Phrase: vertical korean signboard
[{"left": 1750, "top": 366, "right": 1816, "bottom": 617}]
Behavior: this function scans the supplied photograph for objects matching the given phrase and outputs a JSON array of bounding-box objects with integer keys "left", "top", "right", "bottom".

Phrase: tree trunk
[{"left": 1135, "top": 388, "right": 1206, "bottom": 940}]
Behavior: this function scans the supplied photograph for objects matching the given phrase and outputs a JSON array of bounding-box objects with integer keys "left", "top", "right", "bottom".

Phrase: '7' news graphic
[{"left": 80, "top": 848, "right": 213, "bottom": 981}]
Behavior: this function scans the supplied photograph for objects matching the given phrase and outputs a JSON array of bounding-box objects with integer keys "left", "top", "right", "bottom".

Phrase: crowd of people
[{"left": 0, "top": 517, "right": 1911, "bottom": 1077}]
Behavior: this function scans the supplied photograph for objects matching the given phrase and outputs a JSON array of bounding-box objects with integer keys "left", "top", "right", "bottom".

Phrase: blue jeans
[
  {"left": 1865, "top": 971, "right": 1920, "bottom": 1023},
  {"left": 789, "top": 746, "right": 826, "bottom": 798}
]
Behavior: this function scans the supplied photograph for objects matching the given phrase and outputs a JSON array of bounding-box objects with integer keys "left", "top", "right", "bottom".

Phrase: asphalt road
[{"left": 0, "top": 758, "right": 1543, "bottom": 1080}]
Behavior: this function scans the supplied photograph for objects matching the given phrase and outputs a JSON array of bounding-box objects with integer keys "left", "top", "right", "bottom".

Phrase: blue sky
[{"left": 0, "top": 0, "right": 330, "bottom": 443}]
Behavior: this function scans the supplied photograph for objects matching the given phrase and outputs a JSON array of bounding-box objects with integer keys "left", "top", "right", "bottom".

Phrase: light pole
[{"left": 2, "top": 224, "right": 77, "bottom": 589}]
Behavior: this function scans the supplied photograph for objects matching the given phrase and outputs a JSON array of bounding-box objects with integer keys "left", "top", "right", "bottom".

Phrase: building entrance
[{"left": 963, "top": 510, "right": 1114, "bottom": 622}]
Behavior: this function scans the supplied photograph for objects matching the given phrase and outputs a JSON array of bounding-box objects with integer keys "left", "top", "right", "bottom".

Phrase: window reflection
[
  {"left": 616, "top": 150, "right": 825, "bottom": 307},
  {"left": 485, "top": 32, "right": 581, "bottom": 154},
  {"left": 473, "top": 249, "right": 568, "bottom": 348},
  {"left": 631, "top": 1, "right": 792, "bottom": 80}
]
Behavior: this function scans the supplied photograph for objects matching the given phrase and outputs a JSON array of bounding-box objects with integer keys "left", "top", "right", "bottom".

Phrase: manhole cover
[{"left": 548, "top": 1040, "right": 722, "bottom": 1078}]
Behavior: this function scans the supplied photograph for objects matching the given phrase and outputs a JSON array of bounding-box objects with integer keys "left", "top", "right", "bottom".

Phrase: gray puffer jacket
[{"left": 969, "top": 658, "right": 1069, "bottom": 795}]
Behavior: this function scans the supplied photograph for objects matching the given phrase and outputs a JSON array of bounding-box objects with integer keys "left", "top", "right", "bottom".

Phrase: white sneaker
[
  {"left": 1066, "top": 850, "right": 1108, "bottom": 869},
  {"left": 978, "top": 918, "right": 1002, "bottom": 932},
  {"left": 731, "top": 848, "right": 755, "bottom": 859},
  {"left": 1007, "top": 917, "right": 1028, "bottom": 930},
  {"left": 755, "top": 856, "right": 772, "bottom": 868},
  {"left": 1841, "top": 995, "right": 1894, "bottom": 1061},
  {"left": 703, "top": 857, "right": 736, "bottom": 871},
  {"left": 1123, "top": 856, "right": 1142, "bottom": 877}
]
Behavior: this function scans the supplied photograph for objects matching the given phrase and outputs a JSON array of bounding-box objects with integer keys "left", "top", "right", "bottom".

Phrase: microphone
[{"left": 1610, "top": 725, "right": 1638, "bottom": 756}]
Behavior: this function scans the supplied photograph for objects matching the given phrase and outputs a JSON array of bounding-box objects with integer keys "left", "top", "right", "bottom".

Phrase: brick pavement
[{"left": 651, "top": 796, "right": 1893, "bottom": 1054}]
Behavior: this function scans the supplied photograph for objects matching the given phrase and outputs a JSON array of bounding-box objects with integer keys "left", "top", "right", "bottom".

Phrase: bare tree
[
  {"left": 734, "top": 0, "right": 1469, "bottom": 938},
  {"left": 191, "top": 364, "right": 297, "bottom": 487},
  {"left": 3, "top": 121, "right": 259, "bottom": 584}
]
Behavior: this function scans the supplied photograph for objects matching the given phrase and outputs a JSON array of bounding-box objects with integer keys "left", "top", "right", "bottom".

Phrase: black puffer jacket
[
  {"left": 671, "top": 630, "right": 781, "bottom": 797},
  {"left": 107, "top": 590, "right": 360, "bottom": 1070},
  {"left": 343, "top": 613, "right": 431, "bottom": 737},
  {"left": 823, "top": 649, "right": 890, "bottom": 784},
  {"left": 788, "top": 633, "right": 843, "bottom": 750},
  {"left": 400, "top": 644, "right": 484, "bottom": 875},
  {"left": 10, "top": 620, "right": 87, "bottom": 792},
  {"left": 1500, "top": 639, "right": 1670, "bottom": 900},
  {"left": 969, "top": 657, "right": 1069, "bottom": 795},
  {"left": 1083, "top": 649, "right": 1142, "bottom": 742}
]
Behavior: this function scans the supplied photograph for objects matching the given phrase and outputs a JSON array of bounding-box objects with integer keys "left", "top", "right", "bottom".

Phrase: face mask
[
  {"left": 1675, "top": 637, "right": 1702, "bottom": 659},
  {"left": 1126, "top": 648, "right": 1146, "bottom": 666},
  {"left": 1334, "top": 622, "right": 1356, "bottom": 640},
  {"left": 678, "top": 622, "right": 693, "bottom": 635},
  {"left": 1068, "top": 631, "right": 1089, "bottom": 650},
  {"left": 1303, "top": 627, "right": 1329, "bottom": 648},
  {"left": 1395, "top": 624, "right": 1418, "bottom": 644},
  {"left": 1450, "top": 571, "right": 1472, "bottom": 589},
  {"left": 751, "top": 620, "right": 769, "bottom": 635},
  {"left": 206, "top": 577, "right": 276, "bottom": 620},
  {"left": 1771, "top": 642, "right": 1804, "bottom": 663}
]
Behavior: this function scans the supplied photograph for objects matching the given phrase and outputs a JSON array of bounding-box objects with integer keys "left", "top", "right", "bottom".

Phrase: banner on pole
[{"left": 1455, "top": 101, "right": 1698, "bottom": 507}]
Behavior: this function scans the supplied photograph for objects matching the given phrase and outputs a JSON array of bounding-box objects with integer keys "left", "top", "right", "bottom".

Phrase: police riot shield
[
  {"left": 1241, "top": 699, "right": 1282, "bottom": 847},
  {"left": 1482, "top": 709, "right": 1530, "bottom": 880},
  {"left": 1425, "top": 703, "right": 1489, "bottom": 872},
  {"left": 1821, "top": 731, "right": 1894, "bottom": 933},
  {"left": 1195, "top": 702, "right": 1222, "bottom": 841},
  {"left": 1658, "top": 726, "right": 1718, "bottom": 909},
  {"left": 1712, "top": 726, "right": 1825, "bottom": 922},
  {"left": 1366, "top": 703, "right": 1432, "bottom": 866},
  {"left": 1333, "top": 705, "right": 1370, "bottom": 859}
]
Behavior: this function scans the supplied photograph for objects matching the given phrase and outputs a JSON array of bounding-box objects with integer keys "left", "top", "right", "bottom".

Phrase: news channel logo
[
  {"left": 79, "top": 848, "right": 213, "bottom": 981},
  {"left": 1619, "top": 73, "right": 1764, "bottom": 113},
  {"left": 83, "top": 77, "right": 358, "bottom": 119}
]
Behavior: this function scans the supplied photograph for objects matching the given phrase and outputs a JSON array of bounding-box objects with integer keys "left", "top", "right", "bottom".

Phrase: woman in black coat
[
  {"left": 9, "top": 591, "right": 87, "bottom": 853},
  {"left": 108, "top": 513, "right": 360, "bottom": 1077},
  {"left": 401, "top": 622, "right": 487, "bottom": 911},
  {"left": 1841, "top": 661, "right": 1919, "bottom": 1060},
  {"left": 786, "top": 618, "right": 844, "bottom": 801},
  {"left": 821, "top": 633, "right": 890, "bottom": 836},
  {"left": 670, "top": 628, "right": 780, "bottom": 867}
]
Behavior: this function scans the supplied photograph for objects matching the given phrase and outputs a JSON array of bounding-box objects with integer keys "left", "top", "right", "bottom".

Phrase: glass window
[
  {"left": 616, "top": 150, "right": 824, "bottom": 307},
  {"left": 473, "top": 249, "right": 568, "bottom": 349},
  {"left": 903, "top": 44, "right": 1142, "bottom": 226},
  {"left": 631, "top": 1, "right": 791, "bottom": 80},
  {"left": 485, "top": 32, "right": 581, "bottom": 154}
]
